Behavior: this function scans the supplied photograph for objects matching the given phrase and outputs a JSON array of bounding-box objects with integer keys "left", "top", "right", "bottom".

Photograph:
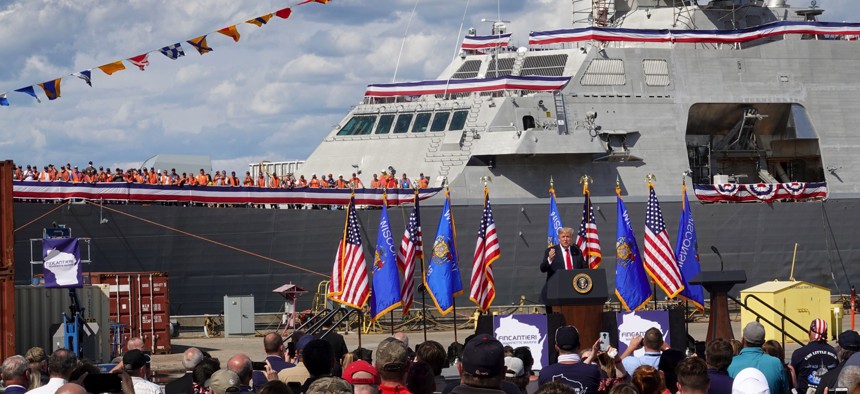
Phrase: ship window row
[{"left": 337, "top": 110, "right": 469, "bottom": 136}]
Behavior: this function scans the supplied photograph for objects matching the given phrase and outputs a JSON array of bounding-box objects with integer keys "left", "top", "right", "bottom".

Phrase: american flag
[
  {"left": 575, "top": 191, "right": 602, "bottom": 269},
  {"left": 396, "top": 194, "right": 423, "bottom": 314},
  {"left": 644, "top": 185, "right": 685, "bottom": 297},
  {"left": 329, "top": 198, "right": 370, "bottom": 308},
  {"left": 469, "top": 189, "right": 500, "bottom": 312}
]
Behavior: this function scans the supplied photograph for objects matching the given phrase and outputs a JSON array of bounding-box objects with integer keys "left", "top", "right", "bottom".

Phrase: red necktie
[{"left": 565, "top": 248, "right": 573, "bottom": 270}]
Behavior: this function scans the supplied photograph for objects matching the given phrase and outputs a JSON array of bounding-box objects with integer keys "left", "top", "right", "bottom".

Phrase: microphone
[{"left": 710, "top": 246, "right": 724, "bottom": 271}]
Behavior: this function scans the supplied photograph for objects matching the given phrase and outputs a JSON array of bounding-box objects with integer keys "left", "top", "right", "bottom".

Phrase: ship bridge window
[
  {"left": 337, "top": 115, "right": 377, "bottom": 136},
  {"left": 580, "top": 59, "right": 626, "bottom": 86},
  {"left": 643, "top": 59, "right": 670, "bottom": 87},
  {"left": 412, "top": 112, "right": 432, "bottom": 133},
  {"left": 393, "top": 114, "right": 413, "bottom": 134},
  {"left": 452, "top": 60, "right": 482, "bottom": 79},
  {"left": 449, "top": 110, "right": 469, "bottom": 131},
  {"left": 486, "top": 58, "right": 516, "bottom": 78},
  {"left": 375, "top": 114, "right": 395, "bottom": 134},
  {"left": 430, "top": 112, "right": 450, "bottom": 132},
  {"left": 520, "top": 54, "right": 569, "bottom": 77}
]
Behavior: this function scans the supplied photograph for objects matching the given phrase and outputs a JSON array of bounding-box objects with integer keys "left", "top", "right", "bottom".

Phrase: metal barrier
[{"left": 729, "top": 293, "right": 807, "bottom": 348}]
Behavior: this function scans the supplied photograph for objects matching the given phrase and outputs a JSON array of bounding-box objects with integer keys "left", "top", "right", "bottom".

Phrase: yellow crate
[{"left": 740, "top": 280, "right": 831, "bottom": 343}]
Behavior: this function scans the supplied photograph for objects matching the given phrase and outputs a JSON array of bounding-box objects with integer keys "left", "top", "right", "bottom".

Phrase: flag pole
[
  {"left": 453, "top": 299, "right": 458, "bottom": 344},
  {"left": 357, "top": 307, "right": 363, "bottom": 349},
  {"left": 415, "top": 185, "right": 428, "bottom": 343},
  {"left": 390, "top": 311, "right": 395, "bottom": 335}
]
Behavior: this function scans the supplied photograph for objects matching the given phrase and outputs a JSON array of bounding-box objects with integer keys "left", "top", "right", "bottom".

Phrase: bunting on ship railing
[
  {"left": 461, "top": 33, "right": 512, "bottom": 51},
  {"left": 12, "top": 181, "right": 440, "bottom": 206},
  {"left": 693, "top": 182, "right": 827, "bottom": 203},
  {"left": 528, "top": 21, "right": 860, "bottom": 46},
  {"left": 0, "top": 0, "right": 331, "bottom": 108},
  {"left": 364, "top": 75, "right": 571, "bottom": 97}
]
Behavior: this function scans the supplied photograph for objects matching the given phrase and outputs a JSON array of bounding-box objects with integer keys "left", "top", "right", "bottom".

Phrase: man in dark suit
[
  {"left": 540, "top": 227, "right": 585, "bottom": 313},
  {"left": 165, "top": 347, "right": 203, "bottom": 394},
  {"left": 252, "top": 332, "right": 296, "bottom": 388},
  {"left": 1, "top": 355, "right": 29, "bottom": 394}
]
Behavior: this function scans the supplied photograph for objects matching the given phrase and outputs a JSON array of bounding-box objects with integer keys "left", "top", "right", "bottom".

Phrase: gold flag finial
[
  {"left": 579, "top": 175, "right": 593, "bottom": 195},
  {"left": 645, "top": 173, "right": 656, "bottom": 185},
  {"left": 549, "top": 176, "right": 555, "bottom": 191}
]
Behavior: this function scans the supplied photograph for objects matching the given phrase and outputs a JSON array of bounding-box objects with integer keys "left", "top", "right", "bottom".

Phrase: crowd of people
[
  {"left": 9, "top": 162, "right": 431, "bottom": 190},
  {"left": 3, "top": 317, "right": 860, "bottom": 394}
]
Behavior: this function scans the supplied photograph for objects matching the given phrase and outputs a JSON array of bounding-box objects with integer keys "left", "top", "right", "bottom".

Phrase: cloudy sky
[{"left": 1, "top": 0, "right": 856, "bottom": 173}]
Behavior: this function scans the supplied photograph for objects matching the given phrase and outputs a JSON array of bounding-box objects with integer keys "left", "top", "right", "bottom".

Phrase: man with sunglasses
[{"left": 538, "top": 326, "right": 601, "bottom": 393}]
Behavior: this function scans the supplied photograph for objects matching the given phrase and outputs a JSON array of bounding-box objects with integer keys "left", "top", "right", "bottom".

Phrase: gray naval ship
[{"left": 13, "top": 0, "right": 860, "bottom": 315}]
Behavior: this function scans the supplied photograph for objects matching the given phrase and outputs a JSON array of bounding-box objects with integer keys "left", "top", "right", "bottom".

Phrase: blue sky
[{"left": 1, "top": 0, "right": 856, "bottom": 173}]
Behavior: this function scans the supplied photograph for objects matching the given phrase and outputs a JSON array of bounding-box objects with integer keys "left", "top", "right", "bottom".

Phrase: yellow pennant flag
[
  {"left": 187, "top": 35, "right": 213, "bottom": 55},
  {"left": 246, "top": 14, "right": 272, "bottom": 27},
  {"left": 98, "top": 61, "right": 126, "bottom": 76},
  {"left": 217, "top": 25, "right": 241, "bottom": 42}
]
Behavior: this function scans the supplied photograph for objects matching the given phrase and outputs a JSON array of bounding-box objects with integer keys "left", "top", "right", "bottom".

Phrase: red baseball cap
[{"left": 342, "top": 360, "right": 380, "bottom": 385}]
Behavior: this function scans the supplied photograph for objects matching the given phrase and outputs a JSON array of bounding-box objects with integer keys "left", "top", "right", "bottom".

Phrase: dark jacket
[{"left": 539, "top": 244, "right": 585, "bottom": 305}]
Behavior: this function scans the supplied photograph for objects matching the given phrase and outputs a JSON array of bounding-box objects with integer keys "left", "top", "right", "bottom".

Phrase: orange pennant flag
[
  {"left": 98, "top": 61, "right": 126, "bottom": 76},
  {"left": 246, "top": 14, "right": 273, "bottom": 27},
  {"left": 297, "top": 0, "right": 329, "bottom": 4},
  {"left": 274, "top": 7, "right": 292, "bottom": 19},
  {"left": 217, "top": 25, "right": 241, "bottom": 42}
]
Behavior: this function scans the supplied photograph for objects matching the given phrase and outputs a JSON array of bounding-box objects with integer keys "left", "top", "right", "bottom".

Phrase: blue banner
[
  {"left": 370, "top": 202, "right": 402, "bottom": 320},
  {"left": 675, "top": 187, "right": 704, "bottom": 312},
  {"left": 547, "top": 189, "right": 563, "bottom": 247},
  {"left": 424, "top": 190, "right": 463, "bottom": 314},
  {"left": 614, "top": 193, "right": 652, "bottom": 311},
  {"left": 43, "top": 238, "right": 83, "bottom": 288}
]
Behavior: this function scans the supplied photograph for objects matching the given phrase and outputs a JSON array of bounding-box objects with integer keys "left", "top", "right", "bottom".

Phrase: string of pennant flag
[{"left": 0, "top": 0, "right": 330, "bottom": 108}]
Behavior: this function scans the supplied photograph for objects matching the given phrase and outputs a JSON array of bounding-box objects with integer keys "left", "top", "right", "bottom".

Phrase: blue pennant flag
[
  {"left": 675, "top": 185, "right": 705, "bottom": 312},
  {"left": 160, "top": 43, "right": 185, "bottom": 60},
  {"left": 615, "top": 190, "right": 652, "bottom": 311},
  {"left": 0, "top": 93, "right": 9, "bottom": 107},
  {"left": 370, "top": 198, "right": 402, "bottom": 321},
  {"left": 424, "top": 188, "right": 463, "bottom": 314},
  {"left": 547, "top": 186, "right": 563, "bottom": 247},
  {"left": 14, "top": 86, "right": 41, "bottom": 103},
  {"left": 76, "top": 70, "right": 92, "bottom": 87}
]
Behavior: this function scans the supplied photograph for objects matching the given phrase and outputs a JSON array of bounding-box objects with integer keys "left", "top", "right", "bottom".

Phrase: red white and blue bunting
[
  {"left": 12, "top": 181, "right": 440, "bottom": 206},
  {"left": 461, "top": 33, "right": 512, "bottom": 51},
  {"left": 693, "top": 182, "right": 827, "bottom": 203},
  {"left": 528, "top": 21, "right": 860, "bottom": 46},
  {"left": 364, "top": 75, "right": 570, "bottom": 98}
]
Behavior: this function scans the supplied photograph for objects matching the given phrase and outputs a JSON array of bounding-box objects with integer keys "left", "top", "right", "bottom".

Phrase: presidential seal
[{"left": 573, "top": 273, "right": 593, "bottom": 294}]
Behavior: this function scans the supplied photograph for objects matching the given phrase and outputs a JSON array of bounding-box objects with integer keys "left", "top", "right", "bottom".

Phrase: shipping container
[
  {"left": 85, "top": 272, "right": 171, "bottom": 354},
  {"left": 15, "top": 284, "right": 112, "bottom": 363}
]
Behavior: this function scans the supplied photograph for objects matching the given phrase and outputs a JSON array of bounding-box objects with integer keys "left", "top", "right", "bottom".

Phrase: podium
[
  {"left": 690, "top": 271, "right": 747, "bottom": 342},
  {"left": 546, "top": 269, "right": 608, "bottom": 348}
]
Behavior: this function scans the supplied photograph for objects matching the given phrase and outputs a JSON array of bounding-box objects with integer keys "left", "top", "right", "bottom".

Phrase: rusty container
[{"left": 85, "top": 272, "right": 171, "bottom": 354}]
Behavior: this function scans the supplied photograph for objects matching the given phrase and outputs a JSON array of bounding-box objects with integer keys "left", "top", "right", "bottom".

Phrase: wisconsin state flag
[
  {"left": 246, "top": 14, "right": 272, "bottom": 27},
  {"left": 217, "top": 25, "right": 241, "bottom": 42},
  {"left": 38, "top": 79, "right": 61, "bottom": 100},
  {"left": 98, "top": 61, "right": 126, "bottom": 76},
  {"left": 187, "top": 35, "right": 213, "bottom": 55}
]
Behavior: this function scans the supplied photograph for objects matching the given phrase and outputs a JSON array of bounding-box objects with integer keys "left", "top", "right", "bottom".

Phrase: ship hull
[{"left": 12, "top": 197, "right": 854, "bottom": 315}]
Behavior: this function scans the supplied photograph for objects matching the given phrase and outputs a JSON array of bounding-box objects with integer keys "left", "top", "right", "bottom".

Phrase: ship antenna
[{"left": 392, "top": 0, "right": 421, "bottom": 83}]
